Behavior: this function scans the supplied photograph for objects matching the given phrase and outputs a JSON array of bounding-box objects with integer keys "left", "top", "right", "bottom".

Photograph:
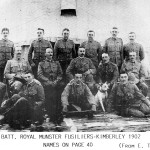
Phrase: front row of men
[{"left": 0, "top": 46, "right": 149, "bottom": 128}]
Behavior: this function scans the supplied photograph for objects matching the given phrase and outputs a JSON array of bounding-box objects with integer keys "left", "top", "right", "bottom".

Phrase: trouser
[
  {"left": 44, "top": 86, "right": 63, "bottom": 123},
  {"left": 32, "top": 65, "right": 38, "bottom": 79},
  {"left": 126, "top": 103, "right": 150, "bottom": 117},
  {"left": 4, "top": 96, "right": 32, "bottom": 127},
  {"left": 137, "top": 82, "right": 148, "bottom": 97},
  {"left": 0, "top": 67, "right": 5, "bottom": 82},
  {"left": 0, "top": 82, "right": 6, "bottom": 106}
]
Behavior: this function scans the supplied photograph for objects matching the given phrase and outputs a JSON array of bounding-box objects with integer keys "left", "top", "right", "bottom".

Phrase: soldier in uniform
[
  {"left": 38, "top": 48, "right": 63, "bottom": 124},
  {"left": 80, "top": 30, "right": 102, "bottom": 68},
  {"left": 61, "top": 72, "right": 96, "bottom": 117},
  {"left": 0, "top": 71, "right": 45, "bottom": 128},
  {"left": 121, "top": 51, "right": 148, "bottom": 97},
  {"left": 54, "top": 28, "right": 76, "bottom": 83},
  {"left": 66, "top": 47, "right": 96, "bottom": 84},
  {"left": 107, "top": 72, "right": 150, "bottom": 117},
  {"left": 4, "top": 46, "right": 31, "bottom": 96},
  {"left": 28, "top": 28, "right": 52, "bottom": 78},
  {"left": 123, "top": 32, "right": 144, "bottom": 61},
  {"left": 103, "top": 27, "right": 123, "bottom": 71},
  {"left": 0, "top": 28, "right": 15, "bottom": 82},
  {"left": 96, "top": 53, "right": 119, "bottom": 90}
]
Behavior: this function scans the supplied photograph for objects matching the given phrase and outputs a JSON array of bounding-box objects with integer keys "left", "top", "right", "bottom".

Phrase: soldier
[
  {"left": 28, "top": 28, "right": 52, "bottom": 78},
  {"left": 121, "top": 51, "right": 148, "bottom": 97},
  {"left": 0, "top": 28, "right": 15, "bottom": 82},
  {"left": 107, "top": 72, "right": 150, "bottom": 117},
  {"left": 4, "top": 46, "right": 31, "bottom": 96},
  {"left": 103, "top": 27, "right": 123, "bottom": 71},
  {"left": 0, "top": 71, "right": 45, "bottom": 127},
  {"left": 38, "top": 48, "right": 63, "bottom": 124},
  {"left": 96, "top": 53, "right": 119, "bottom": 90},
  {"left": 66, "top": 47, "right": 96, "bottom": 84},
  {"left": 80, "top": 30, "right": 102, "bottom": 68},
  {"left": 54, "top": 28, "right": 76, "bottom": 83},
  {"left": 123, "top": 32, "right": 144, "bottom": 61},
  {"left": 61, "top": 72, "right": 96, "bottom": 117}
]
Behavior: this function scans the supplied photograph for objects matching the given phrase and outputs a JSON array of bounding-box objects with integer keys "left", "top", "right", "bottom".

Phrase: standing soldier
[
  {"left": 121, "top": 51, "right": 148, "bottom": 97},
  {"left": 0, "top": 28, "right": 15, "bottom": 82},
  {"left": 54, "top": 28, "right": 76, "bottom": 83},
  {"left": 80, "top": 30, "right": 102, "bottom": 68},
  {"left": 103, "top": 27, "right": 123, "bottom": 71},
  {"left": 38, "top": 48, "right": 63, "bottom": 124},
  {"left": 123, "top": 32, "right": 144, "bottom": 62},
  {"left": 28, "top": 28, "right": 52, "bottom": 78}
]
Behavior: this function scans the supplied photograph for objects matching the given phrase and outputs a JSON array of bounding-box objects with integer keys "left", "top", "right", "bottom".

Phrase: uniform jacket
[
  {"left": 54, "top": 38, "right": 76, "bottom": 61},
  {"left": 0, "top": 39, "right": 14, "bottom": 68},
  {"left": 66, "top": 56, "right": 96, "bottom": 81},
  {"left": 22, "top": 81, "right": 45, "bottom": 105},
  {"left": 123, "top": 42, "right": 144, "bottom": 61},
  {"left": 107, "top": 82, "right": 150, "bottom": 111},
  {"left": 121, "top": 60, "right": 145, "bottom": 80},
  {"left": 28, "top": 38, "right": 52, "bottom": 66},
  {"left": 4, "top": 59, "right": 31, "bottom": 80},
  {"left": 80, "top": 40, "right": 102, "bottom": 67},
  {"left": 38, "top": 59, "right": 63, "bottom": 86},
  {"left": 103, "top": 37, "right": 123, "bottom": 66},
  {"left": 96, "top": 61, "right": 119, "bottom": 85},
  {"left": 61, "top": 79, "right": 96, "bottom": 106}
]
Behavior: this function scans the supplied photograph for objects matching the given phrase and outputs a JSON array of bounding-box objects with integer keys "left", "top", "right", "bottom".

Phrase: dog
[{"left": 95, "top": 82, "right": 109, "bottom": 112}]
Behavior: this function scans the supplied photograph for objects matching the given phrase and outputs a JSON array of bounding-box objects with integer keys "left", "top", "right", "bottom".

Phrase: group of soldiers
[{"left": 0, "top": 26, "right": 149, "bottom": 129}]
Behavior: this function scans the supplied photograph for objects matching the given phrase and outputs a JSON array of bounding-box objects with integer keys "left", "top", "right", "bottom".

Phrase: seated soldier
[
  {"left": 4, "top": 46, "right": 31, "bottom": 96},
  {"left": 38, "top": 48, "right": 64, "bottom": 124},
  {"left": 61, "top": 72, "right": 96, "bottom": 117},
  {"left": 66, "top": 47, "right": 96, "bottom": 84},
  {"left": 121, "top": 51, "right": 148, "bottom": 97},
  {"left": 107, "top": 72, "right": 150, "bottom": 117},
  {"left": 96, "top": 53, "right": 119, "bottom": 91}
]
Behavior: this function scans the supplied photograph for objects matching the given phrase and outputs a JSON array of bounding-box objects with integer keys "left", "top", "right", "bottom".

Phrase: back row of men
[{"left": 0, "top": 27, "right": 148, "bottom": 128}]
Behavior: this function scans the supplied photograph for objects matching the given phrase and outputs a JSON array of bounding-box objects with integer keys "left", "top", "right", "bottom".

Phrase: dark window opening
[{"left": 61, "top": 9, "right": 76, "bottom": 16}]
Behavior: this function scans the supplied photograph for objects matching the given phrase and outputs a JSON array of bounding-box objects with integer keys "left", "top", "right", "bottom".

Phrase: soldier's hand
[
  {"left": 31, "top": 62, "right": 36, "bottom": 67},
  {"left": 91, "top": 105, "right": 96, "bottom": 112},
  {"left": 62, "top": 105, "right": 68, "bottom": 112}
]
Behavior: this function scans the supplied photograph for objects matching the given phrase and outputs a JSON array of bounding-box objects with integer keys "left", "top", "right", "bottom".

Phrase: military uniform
[
  {"left": 0, "top": 39, "right": 15, "bottom": 82},
  {"left": 96, "top": 61, "right": 119, "bottom": 86},
  {"left": 20, "top": 80, "right": 45, "bottom": 123},
  {"left": 61, "top": 79, "right": 96, "bottom": 111},
  {"left": 80, "top": 40, "right": 102, "bottom": 68},
  {"left": 103, "top": 37, "right": 123, "bottom": 69},
  {"left": 121, "top": 60, "right": 148, "bottom": 96},
  {"left": 38, "top": 59, "right": 63, "bottom": 122},
  {"left": 54, "top": 39, "right": 76, "bottom": 76},
  {"left": 28, "top": 38, "right": 52, "bottom": 78},
  {"left": 107, "top": 82, "right": 150, "bottom": 117},
  {"left": 123, "top": 42, "right": 144, "bottom": 61},
  {"left": 4, "top": 59, "right": 31, "bottom": 80},
  {"left": 66, "top": 57, "right": 96, "bottom": 82}
]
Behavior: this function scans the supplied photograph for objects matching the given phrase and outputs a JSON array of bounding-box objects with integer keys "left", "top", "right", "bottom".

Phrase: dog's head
[{"left": 99, "top": 83, "right": 109, "bottom": 92}]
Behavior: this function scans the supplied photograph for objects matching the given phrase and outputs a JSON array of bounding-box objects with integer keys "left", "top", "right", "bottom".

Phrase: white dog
[{"left": 95, "top": 82, "right": 109, "bottom": 112}]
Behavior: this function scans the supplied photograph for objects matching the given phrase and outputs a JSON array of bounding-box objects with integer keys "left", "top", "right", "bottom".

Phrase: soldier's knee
[{"left": 140, "top": 103, "right": 150, "bottom": 114}]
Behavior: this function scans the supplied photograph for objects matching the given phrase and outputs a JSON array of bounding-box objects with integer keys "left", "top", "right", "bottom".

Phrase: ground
[{"left": 1, "top": 113, "right": 150, "bottom": 132}]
